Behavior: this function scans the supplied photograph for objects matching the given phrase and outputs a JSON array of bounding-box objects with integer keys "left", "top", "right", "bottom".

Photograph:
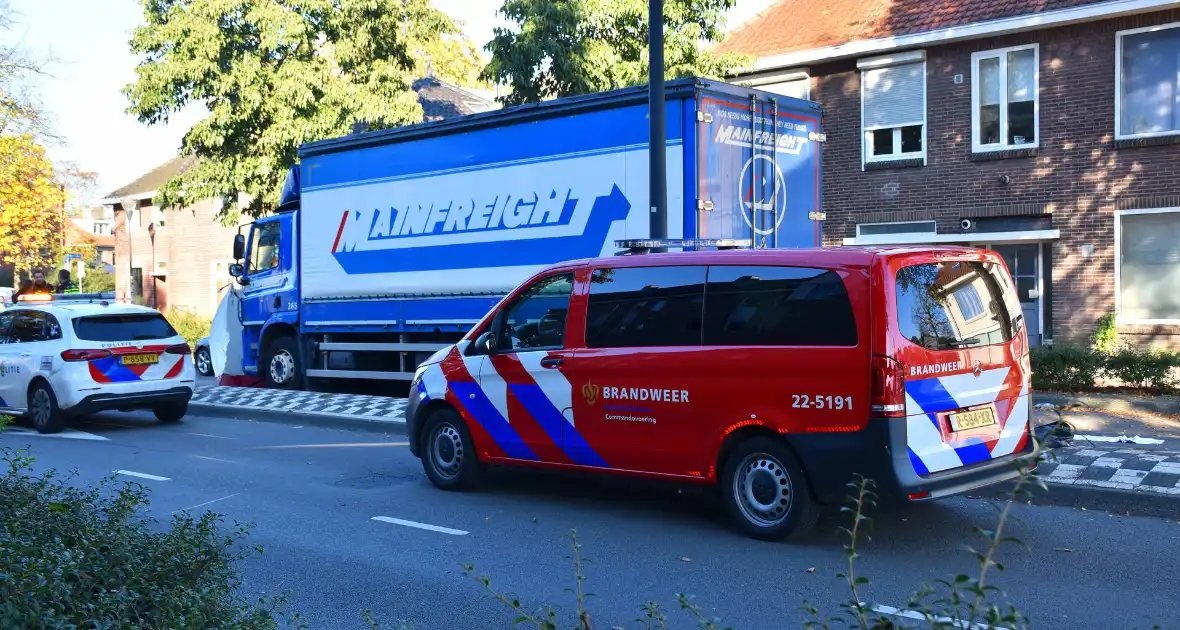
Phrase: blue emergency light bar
[{"left": 614, "top": 238, "right": 754, "bottom": 255}]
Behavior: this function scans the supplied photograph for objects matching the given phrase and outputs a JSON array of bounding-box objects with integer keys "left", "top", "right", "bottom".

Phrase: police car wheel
[
  {"left": 27, "top": 381, "right": 65, "bottom": 435},
  {"left": 153, "top": 403, "right": 187, "bottom": 423},
  {"left": 721, "top": 437, "right": 817, "bottom": 542},
  {"left": 421, "top": 408, "right": 482, "bottom": 491}
]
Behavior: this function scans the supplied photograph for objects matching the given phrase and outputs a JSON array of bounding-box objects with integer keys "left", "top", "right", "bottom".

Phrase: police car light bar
[
  {"left": 17, "top": 292, "right": 116, "bottom": 304},
  {"left": 614, "top": 238, "right": 753, "bottom": 254}
]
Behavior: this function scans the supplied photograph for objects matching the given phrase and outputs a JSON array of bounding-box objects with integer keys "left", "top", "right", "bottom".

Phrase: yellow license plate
[
  {"left": 120, "top": 353, "right": 159, "bottom": 366},
  {"left": 949, "top": 407, "right": 997, "bottom": 432}
]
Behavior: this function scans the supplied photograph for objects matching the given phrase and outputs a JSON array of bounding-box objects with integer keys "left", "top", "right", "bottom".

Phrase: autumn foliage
[{"left": 0, "top": 133, "right": 66, "bottom": 282}]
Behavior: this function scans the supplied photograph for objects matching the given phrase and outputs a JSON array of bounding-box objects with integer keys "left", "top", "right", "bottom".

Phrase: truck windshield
[{"left": 895, "top": 261, "right": 1022, "bottom": 351}]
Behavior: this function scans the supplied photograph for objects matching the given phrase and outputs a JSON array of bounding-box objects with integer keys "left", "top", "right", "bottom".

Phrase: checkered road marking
[
  {"left": 192, "top": 386, "right": 407, "bottom": 422},
  {"left": 1038, "top": 447, "right": 1180, "bottom": 497}
]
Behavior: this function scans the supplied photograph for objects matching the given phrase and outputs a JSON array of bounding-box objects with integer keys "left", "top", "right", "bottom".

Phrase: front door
[
  {"left": 0, "top": 310, "right": 18, "bottom": 410},
  {"left": 240, "top": 217, "right": 288, "bottom": 325},
  {"left": 990, "top": 244, "right": 1042, "bottom": 346},
  {"left": 1, "top": 310, "right": 51, "bottom": 410},
  {"left": 478, "top": 272, "right": 581, "bottom": 464}
]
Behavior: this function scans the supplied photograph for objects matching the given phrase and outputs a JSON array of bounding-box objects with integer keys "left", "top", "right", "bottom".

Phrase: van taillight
[
  {"left": 165, "top": 343, "right": 192, "bottom": 355},
  {"left": 870, "top": 355, "right": 906, "bottom": 417},
  {"left": 61, "top": 349, "right": 112, "bottom": 362}
]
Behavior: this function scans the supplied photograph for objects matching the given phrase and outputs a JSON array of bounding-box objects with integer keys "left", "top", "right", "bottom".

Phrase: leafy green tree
[
  {"left": 414, "top": 35, "right": 491, "bottom": 90},
  {"left": 484, "top": 0, "right": 752, "bottom": 106},
  {"left": 125, "top": 0, "right": 458, "bottom": 219}
]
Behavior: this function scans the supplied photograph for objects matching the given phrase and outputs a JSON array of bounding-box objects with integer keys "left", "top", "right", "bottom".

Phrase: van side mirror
[
  {"left": 228, "top": 263, "right": 244, "bottom": 278},
  {"left": 233, "top": 234, "right": 245, "bottom": 260},
  {"left": 474, "top": 331, "right": 497, "bottom": 354}
]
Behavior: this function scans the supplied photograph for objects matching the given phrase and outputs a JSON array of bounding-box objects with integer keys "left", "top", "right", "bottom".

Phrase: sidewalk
[{"left": 191, "top": 385, "right": 406, "bottom": 424}]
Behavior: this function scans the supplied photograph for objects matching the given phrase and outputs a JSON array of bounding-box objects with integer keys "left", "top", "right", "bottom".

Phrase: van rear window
[
  {"left": 73, "top": 314, "right": 178, "bottom": 342},
  {"left": 895, "top": 262, "right": 1021, "bottom": 351}
]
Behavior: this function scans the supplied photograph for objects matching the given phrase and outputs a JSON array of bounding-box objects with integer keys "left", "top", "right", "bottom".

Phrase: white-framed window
[
  {"left": 856, "top": 220, "right": 937, "bottom": 237},
  {"left": 1115, "top": 208, "right": 1180, "bottom": 324},
  {"left": 1116, "top": 22, "right": 1180, "bottom": 139},
  {"left": 953, "top": 285, "right": 986, "bottom": 320},
  {"left": 859, "top": 51, "right": 927, "bottom": 165},
  {"left": 971, "top": 44, "right": 1038, "bottom": 152}
]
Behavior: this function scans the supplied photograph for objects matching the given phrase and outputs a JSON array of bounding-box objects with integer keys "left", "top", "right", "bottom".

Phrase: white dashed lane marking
[
  {"left": 371, "top": 516, "right": 469, "bottom": 536},
  {"left": 5, "top": 427, "right": 109, "bottom": 441},
  {"left": 191, "top": 455, "right": 238, "bottom": 464},
  {"left": 114, "top": 470, "right": 171, "bottom": 481},
  {"left": 172, "top": 493, "right": 240, "bottom": 514}
]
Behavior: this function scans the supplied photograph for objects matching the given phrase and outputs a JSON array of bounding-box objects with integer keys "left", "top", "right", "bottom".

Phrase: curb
[
  {"left": 1033, "top": 391, "right": 1180, "bottom": 416},
  {"left": 1027, "top": 480, "right": 1180, "bottom": 520},
  {"left": 188, "top": 401, "right": 407, "bottom": 435}
]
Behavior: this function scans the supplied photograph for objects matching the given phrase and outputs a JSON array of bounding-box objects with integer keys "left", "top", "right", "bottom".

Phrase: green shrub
[
  {"left": 0, "top": 447, "right": 284, "bottom": 630},
  {"left": 1030, "top": 344, "right": 1104, "bottom": 392},
  {"left": 1103, "top": 345, "right": 1180, "bottom": 392},
  {"left": 1092, "top": 312, "right": 1118, "bottom": 354},
  {"left": 167, "top": 308, "right": 212, "bottom": 347},
  {"left": 81, "top": 265, "right": 115, "bottom": 294}
]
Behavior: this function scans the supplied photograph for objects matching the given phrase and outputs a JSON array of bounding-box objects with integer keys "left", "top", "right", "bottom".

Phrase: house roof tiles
[{"left": 717, "top": 0, "right": 1113, "bottom": 58}]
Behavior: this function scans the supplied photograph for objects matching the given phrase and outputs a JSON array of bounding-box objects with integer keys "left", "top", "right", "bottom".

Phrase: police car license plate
[
  {"left": 121, "top": 353, "right": 158, "bottom": 366},
  {"left": 949, "top": 407, "right": 997, "bottom": 432}
]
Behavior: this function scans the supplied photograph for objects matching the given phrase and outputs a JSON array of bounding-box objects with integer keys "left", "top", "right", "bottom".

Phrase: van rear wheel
[{"left": 720, "top": 437, "right": 817, "bottom": 542}]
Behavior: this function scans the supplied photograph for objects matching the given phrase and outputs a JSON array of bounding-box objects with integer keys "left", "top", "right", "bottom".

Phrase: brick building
[{"left": 720, "top": 0, "right": 1180, "bottom": 348}]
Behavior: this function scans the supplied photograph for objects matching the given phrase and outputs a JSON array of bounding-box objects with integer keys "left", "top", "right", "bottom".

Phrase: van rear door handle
[{"left": 540, "top": 356, "right": 564, "bottom": 368}]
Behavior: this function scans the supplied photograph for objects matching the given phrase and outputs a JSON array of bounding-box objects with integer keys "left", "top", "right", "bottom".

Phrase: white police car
[{"left": 0, "top": 293, "right": 196, "bottom": 433}]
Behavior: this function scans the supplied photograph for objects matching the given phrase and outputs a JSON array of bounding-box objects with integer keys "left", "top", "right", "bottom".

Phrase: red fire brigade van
[{"left": 407, "top": 244, "right": 1037, "bottom": 541}]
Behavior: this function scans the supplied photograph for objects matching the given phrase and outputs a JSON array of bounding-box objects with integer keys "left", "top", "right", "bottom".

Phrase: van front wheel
[
  {"left": 420, "top": 408, "right": 483, "bottom": 491},
  {"left": 720, "top": 437, "right": 817, "bottom": 542}
]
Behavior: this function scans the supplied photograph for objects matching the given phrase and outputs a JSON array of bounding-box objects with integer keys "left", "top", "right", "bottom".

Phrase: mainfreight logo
[
  {"left": 333, "top": 189, "right": 578, "bottom": 251},
  {"left": 713, "top": 124, "right": 809, "bottom": 155},
  {"left": 329, "top": 184, "right": 632, "bottom": 274}
]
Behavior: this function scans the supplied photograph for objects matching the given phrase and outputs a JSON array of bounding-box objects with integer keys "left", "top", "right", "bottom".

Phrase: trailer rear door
[{"left": 695, "top": 91, "right": 823, "bottom": 248}]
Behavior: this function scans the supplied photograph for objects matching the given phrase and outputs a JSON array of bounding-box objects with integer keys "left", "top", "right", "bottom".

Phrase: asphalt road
[{"left": 3, "top": 411, "right": 1178, "bottom": 630}]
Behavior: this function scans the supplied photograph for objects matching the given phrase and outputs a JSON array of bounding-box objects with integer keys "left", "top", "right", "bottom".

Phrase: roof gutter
[
  {"left": 743, "top": 0, "right": 1179, "bottom": 73},
  {"left": 98, "top": 190, "right": 157, "bottom": 206}
]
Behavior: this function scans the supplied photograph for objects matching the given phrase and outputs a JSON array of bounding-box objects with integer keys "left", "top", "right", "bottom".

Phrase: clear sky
[{"left": 6, "top": 0, "right": 774, "bottom": 199}]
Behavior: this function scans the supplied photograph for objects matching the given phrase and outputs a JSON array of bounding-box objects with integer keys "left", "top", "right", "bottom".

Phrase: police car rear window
[
  {"left": 895, "top": 262, "right": 1022, "bottom": 351},
  {"left": 72, "top": 314, "right": 178, "bottom": 342}
]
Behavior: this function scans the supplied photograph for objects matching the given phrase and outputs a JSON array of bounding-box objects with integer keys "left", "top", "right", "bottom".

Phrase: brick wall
[
  {"left": 161, "top": 198, "right": 240, "bottom": 317},
  {"left": 113, "top": 201, "right": 160, "bottom": 308},
  {"left": 807, "top": 8, "right": 1180, "bottom": 348},
  {"left": 113, "top": 198, "right": 242, "bottom": 318}
]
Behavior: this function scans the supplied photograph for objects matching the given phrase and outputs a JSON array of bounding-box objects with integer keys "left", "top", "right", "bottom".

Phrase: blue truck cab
[{"left": 228, "top": 78, "right": 826, "bottom": 390}]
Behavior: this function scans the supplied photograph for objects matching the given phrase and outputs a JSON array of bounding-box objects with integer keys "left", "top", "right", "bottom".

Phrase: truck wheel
[
  {"left": 720, "top": 437, "right": 817, "bottom": 542},
  {"left": 420, "top": 408, "right": 483, "bottom": 491},
  {"left": 27, "top": 380, "right": 66, "bottom": 434},
  {"left": 263, "top": 336, "right": 303, "bottom": 390}
]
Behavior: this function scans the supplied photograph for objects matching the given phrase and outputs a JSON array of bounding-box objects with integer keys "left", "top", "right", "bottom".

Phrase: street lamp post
[{"left": 648, "top": 0, "right": 667, "bottom": 248}]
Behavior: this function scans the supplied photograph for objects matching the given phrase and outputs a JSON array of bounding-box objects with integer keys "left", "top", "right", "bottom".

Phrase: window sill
[
  {"left": 1117, "top": 322, "right": 1180, "bottom": 335},
  {"left": 864, "top": 157, "right": 924, "bottom": 171},
  {"left": 969, "top": 147, "right": 1038, "bottom": 161},
  {"left": 1113, "top": 135, "right": 1180, "bottom": 149}
]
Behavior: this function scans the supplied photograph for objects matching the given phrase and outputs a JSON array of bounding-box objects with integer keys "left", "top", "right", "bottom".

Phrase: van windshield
[{"left": 895, "top": 261, "right": 1022, "bottom": 351}]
